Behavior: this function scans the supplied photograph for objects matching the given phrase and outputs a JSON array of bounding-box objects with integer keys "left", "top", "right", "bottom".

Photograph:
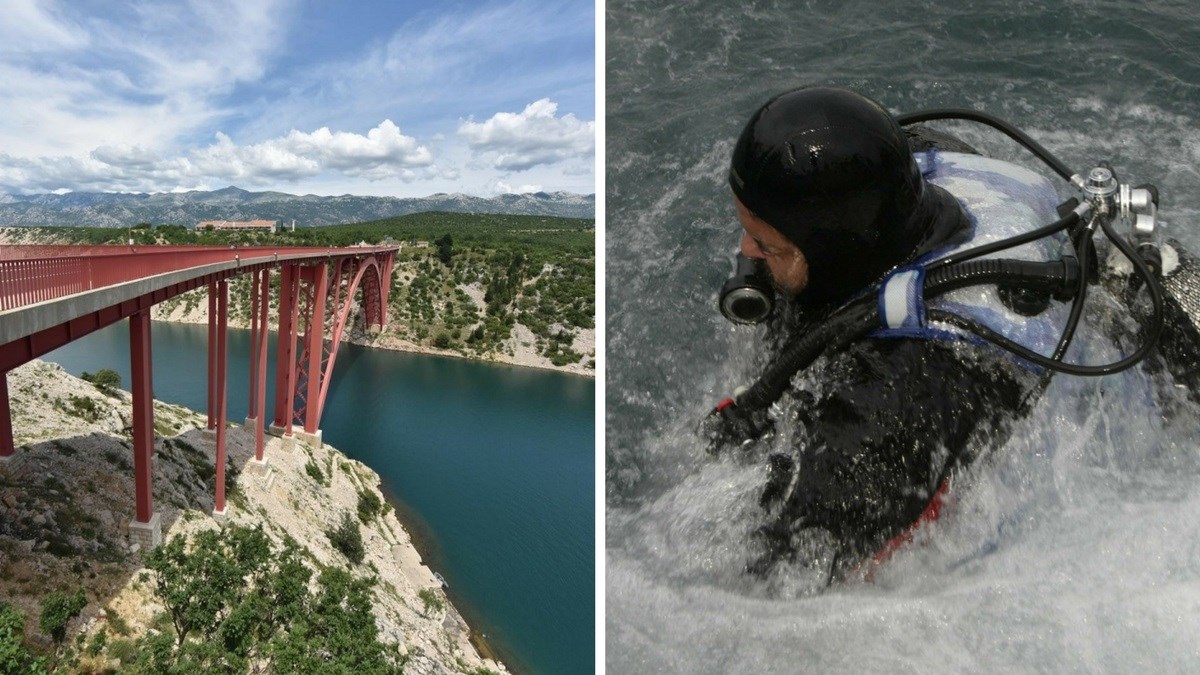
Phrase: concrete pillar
[
  {"left": 129, "top": 513, "right": 161, "bottom": 550},
  {"left": 129, "top": 310, "right": 159, "bottom": 548},
  {"left": 295, "top": 428, "right": 323, "bottom": 448}
]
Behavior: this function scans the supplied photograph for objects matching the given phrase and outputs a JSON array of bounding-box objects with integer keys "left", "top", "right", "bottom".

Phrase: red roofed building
[{"left": 197, "top": 219, "right": 277, "bottom": 232}]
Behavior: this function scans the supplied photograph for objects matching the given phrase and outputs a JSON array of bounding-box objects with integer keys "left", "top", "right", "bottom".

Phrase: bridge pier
[
  {"left": 207, "top": 284, "right": 218, "bottom": 432},
  {"left": 213, "top": 280, "right": 229, "bottom": 518},
  {"left": 245, "top": 268, "right": 271, "bottom": 469},
  {"left": 243, "top": 283, "right": 272, "bottom": 478},
  {"left": 129, "top": 310, "right": 161, "bottom": 549},
  {"left": 300, "top": 264, "right": 328, "bottom": 435},
  {"left": 272, "top": 264, "right": 300, "bottom": 444}
]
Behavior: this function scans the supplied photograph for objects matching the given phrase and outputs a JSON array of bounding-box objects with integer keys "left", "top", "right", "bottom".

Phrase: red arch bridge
[{"left": 0, "top": 244, "right": 398, "bottom": 547}]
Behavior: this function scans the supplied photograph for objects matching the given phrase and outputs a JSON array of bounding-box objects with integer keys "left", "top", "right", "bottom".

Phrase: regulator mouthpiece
[{"left": 720, "top": 254, "right": 775, "bottom": 324}]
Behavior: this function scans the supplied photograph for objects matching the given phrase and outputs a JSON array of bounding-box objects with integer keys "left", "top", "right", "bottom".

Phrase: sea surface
[
  {"left": 46, "top": 321, "right": 594, "bottom": 675},
  {"left": 607, "top": 1, "right": 1200, "bottom": 672}
]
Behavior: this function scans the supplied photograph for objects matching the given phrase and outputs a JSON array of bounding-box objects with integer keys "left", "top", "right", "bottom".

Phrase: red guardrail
[{"left": 0, "top": 245, "right": 395, "bottom": 312}]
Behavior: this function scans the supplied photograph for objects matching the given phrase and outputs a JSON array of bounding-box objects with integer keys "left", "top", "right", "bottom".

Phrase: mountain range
[{"left": 0, "top": 186, "right": 595, "bottom": 227}]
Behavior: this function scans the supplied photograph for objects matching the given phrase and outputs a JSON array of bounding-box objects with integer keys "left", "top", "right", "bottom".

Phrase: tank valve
[{"left": 1119, "top": 183, "right": 1158, "bottom": 240}]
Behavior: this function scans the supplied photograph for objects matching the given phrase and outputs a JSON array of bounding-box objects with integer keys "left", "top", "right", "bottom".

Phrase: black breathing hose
[
  {"left": 1050, "top": 229, "right": 1092, "bottom": 361},
  {"left": 930, "top": 216, "right": 1164, "bottom": 376},
  {"left": 732, "top": 240, "right": 1160, "bottom": 414},
  {"left": 735, "top": 296, "right": 879, "bottom": 411},
  {"left": 894, "top": 108, "right": 1075, "bottom": 182},
  {"left": 925, "top": 209, "right": 1082, "bottom": 272},
  {"left": 736, "top": 257, "right": 1080, "bottom": 411}
]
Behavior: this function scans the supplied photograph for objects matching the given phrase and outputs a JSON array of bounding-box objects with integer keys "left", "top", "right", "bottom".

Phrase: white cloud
[
  {"left": 234, "top": 0, "right": 594, "bottom": 144},
  {"left": 0, "top": 0, "right": 89, "bottom": 54},
  {"left": 0, "top": 0, "right": 594, "bottom": 197},
  {"left": 280, "top": 121, "right": 432, "bottom": 172},
  {"left": 458, "top": 99, "right": 594, "bottom": 171},
  {"left": 0, "top": 0, "right": 293, "bottom": 158},
  {"left": 0, "top": 121, "right": 435, "bottom": 194}
]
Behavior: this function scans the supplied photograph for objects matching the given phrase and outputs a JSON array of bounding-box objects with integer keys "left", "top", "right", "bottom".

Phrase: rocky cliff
[{"left": 0, "top": 360, "right": 506, "bottom": 674}]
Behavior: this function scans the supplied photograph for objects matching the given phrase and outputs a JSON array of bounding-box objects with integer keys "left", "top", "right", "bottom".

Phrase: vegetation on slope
[
  {"left": 1, "top": 525, "right": 406, "bottom": 673},
  {"left": 1, "top": 360, "right": 497, "bottom": 674}
]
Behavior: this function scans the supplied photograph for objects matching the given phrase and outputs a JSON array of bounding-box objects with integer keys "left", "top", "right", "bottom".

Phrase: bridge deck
[{"left": 0, "top": 244, "right": 396, "bottom": 346}]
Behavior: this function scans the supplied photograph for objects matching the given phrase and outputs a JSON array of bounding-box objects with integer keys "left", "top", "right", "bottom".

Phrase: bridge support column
[
  {"left": 129, "top": 310, "right": 161, "bottom": 550},
  {"left": 213, "top": 280, "right": 229, "bottom": 518},
  {"left": 246, "top": 268, "right": 261, "bottom": 427},
  {"left": 245, "top": 268, "right": 271, "bottom": 469},
  {"left": 301, "top": 264, "right": 328, "bottom": 436},
  {"left": 206, "top": 283, "right": 217, "bottom": 433},
  {"left": 270, "top": 264, "right": 300, "bottom": 450},
  {"left": 0, "top": 373, "right": 12, "bottom": 460}
]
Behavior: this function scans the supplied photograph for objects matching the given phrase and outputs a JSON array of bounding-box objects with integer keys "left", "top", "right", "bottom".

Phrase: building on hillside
[{"left": 197, "top": 219, "right": 277, "bottom": 233}]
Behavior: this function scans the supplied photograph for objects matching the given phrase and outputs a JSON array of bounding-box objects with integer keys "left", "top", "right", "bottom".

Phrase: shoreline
[
  {"left": 151, "top": 312, "right": 595, "bottom": 380},
  {"left": 352, "top": 332, "right": 596, "bottom": 379},
  {"left": 376, "top": 482, "right": 519, "bottom": 672}
]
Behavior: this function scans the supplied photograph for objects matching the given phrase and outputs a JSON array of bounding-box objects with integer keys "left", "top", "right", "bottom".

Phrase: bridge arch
[{"left": 288, "top": 252, "right": 395, "bottom": 436}]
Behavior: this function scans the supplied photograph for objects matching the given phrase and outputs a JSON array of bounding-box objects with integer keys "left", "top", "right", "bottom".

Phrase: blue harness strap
[
  {"left": 878, "top": 266, "right": 926, "bottom": 335},
  {"left": 866, "top": 151, "right": 1068, "bottom": 362}
]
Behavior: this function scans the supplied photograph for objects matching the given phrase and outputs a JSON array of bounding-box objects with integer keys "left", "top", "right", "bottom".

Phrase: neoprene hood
[{"left": 730, "top": 86, "right": 967, "bottom": 310}]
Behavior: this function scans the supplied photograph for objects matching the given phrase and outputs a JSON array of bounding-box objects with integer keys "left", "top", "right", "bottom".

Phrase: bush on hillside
[
  {"left": 327, "top": 512, "right": 365, "bottom": 564},
  {"left": 39, "top": 587, "right": 86, "bottom": 645}
]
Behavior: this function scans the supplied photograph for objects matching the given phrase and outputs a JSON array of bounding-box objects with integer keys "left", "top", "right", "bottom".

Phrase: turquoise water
[{"left": 46, "top": 320, "right": 594, "bottom": 675}]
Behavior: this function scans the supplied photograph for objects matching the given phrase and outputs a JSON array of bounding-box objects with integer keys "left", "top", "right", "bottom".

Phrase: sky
[{"left": 0, "top": 0, "right": 595, "bottom": 198}]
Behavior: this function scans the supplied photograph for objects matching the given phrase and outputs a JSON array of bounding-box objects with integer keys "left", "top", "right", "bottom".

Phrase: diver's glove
[{"left": 699, "top": 397, "right": 774, "bottom": 455}]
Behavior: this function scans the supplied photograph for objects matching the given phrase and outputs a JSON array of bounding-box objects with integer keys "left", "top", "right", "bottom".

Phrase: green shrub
[
  {"left": 81, "top": 369, "right": 121, "bottom": 392},
  {"left": 1, "top": 602, "right": 47, "bottom": 674},
  {"left": 326, "top": 512, "right": 365, "bottom": 564},
  {"left": 39, "top": 587, "right": 87, "bottom": 644},
  {"left": 357, "top": 489, "right": 382, "bottom": 524},
  {"left": 305, "top": 459, "right": 324, "bottom": 483},
  {"left": 105, "top": 607, "right": 131, "bottom": 636},
  {"left": 65, "top": 395, "right": 100, "bottom": 422},
  {"left": 418, "top": 588, "right": 443, "bottom": 616},
  {"left": 85, "top": 627, "right": 106, "bottom": 656},
  {"left": 106, "top": 637, "right": 137, "bottom": 664}
]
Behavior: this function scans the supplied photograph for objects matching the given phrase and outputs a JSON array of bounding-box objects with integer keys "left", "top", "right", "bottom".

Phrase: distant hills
[{"left": 0, "top": 186, "right": 595, "bottom": 227}]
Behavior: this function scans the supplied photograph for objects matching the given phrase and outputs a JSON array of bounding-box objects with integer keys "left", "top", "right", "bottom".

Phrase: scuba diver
[{"left": 707, "top": 86, "right": 1190, "bottom": 580}]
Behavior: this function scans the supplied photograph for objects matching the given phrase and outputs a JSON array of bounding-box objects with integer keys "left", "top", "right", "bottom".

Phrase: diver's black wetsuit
[
  {"left": 746, "top": 127, "right": 1040, "bottom": 574},
  {"left": 750, "top": 325, "right": 1036, "bottom": 573}
]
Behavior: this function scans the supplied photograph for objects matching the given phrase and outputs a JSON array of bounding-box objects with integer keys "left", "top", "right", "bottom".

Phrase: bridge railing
[{"left": 0, "top": 245, "right": 394, "bottom": 312}]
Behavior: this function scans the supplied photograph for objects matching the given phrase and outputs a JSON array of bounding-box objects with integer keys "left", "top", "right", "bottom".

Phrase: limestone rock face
[{"left": 0, "top": 359, "right": 507, "bottom": 674}]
